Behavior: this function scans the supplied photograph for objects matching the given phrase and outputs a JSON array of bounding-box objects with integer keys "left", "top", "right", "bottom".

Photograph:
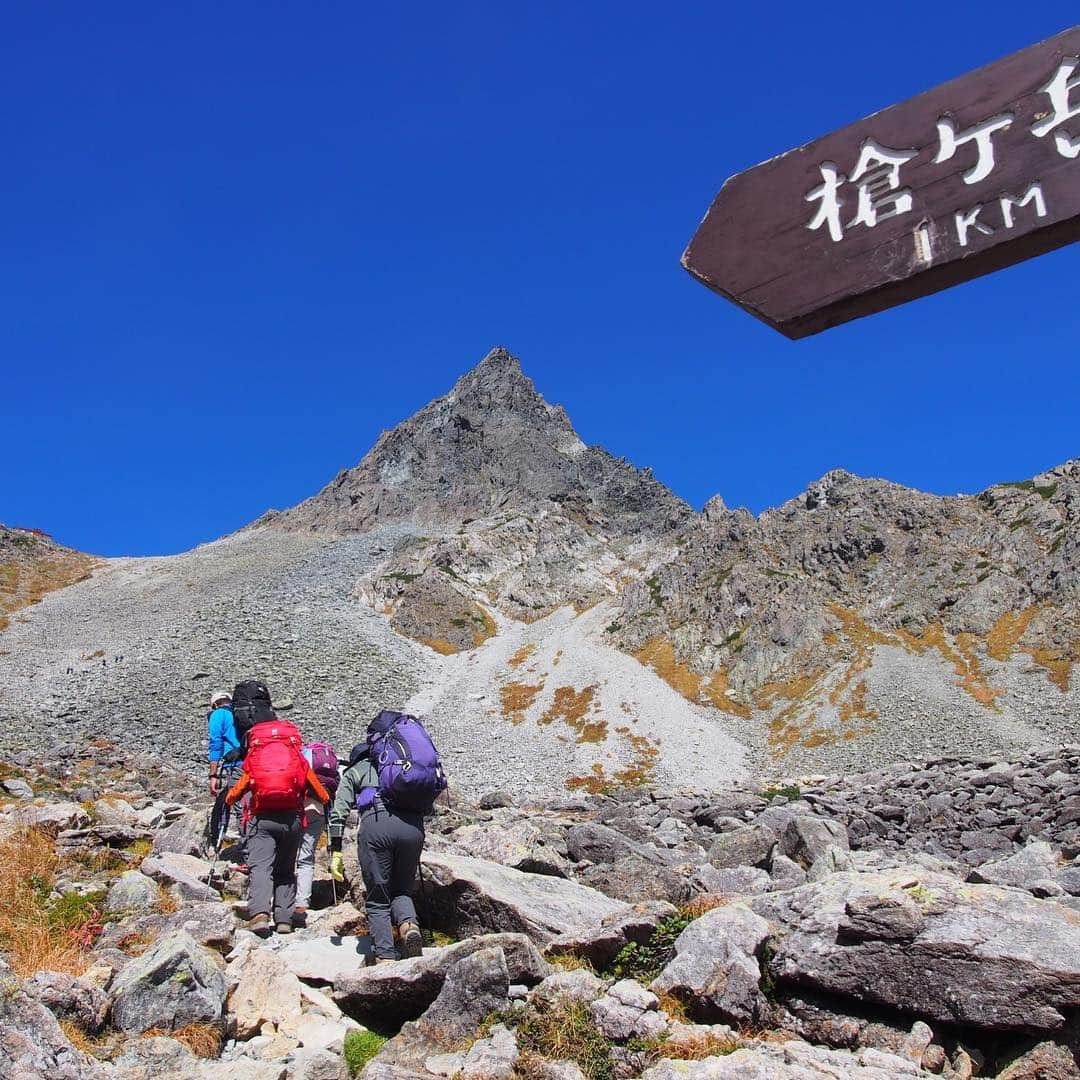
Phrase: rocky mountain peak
[{"left": 275, "top": 347, "right": 692, "bottom": 536}]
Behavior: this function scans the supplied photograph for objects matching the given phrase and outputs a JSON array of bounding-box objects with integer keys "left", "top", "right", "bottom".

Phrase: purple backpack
[
  {"left": 303, "top": 743, "right": 340, "bottom": 798},
  {"left": 361, "top": 711, "right": 447, "bottom": 813}
]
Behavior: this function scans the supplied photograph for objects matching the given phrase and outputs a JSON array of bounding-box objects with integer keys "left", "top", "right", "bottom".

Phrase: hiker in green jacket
[{"left": 328, "top": 742, "right": 424, "bottom": 963}]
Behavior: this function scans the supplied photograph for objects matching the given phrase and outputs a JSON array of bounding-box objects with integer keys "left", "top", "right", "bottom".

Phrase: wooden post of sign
[{"left": 683, "top": 26, "right": 1080, "bottom": 339}]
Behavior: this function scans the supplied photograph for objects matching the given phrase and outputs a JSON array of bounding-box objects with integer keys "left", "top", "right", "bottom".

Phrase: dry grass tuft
[
  {"left": 654, "top": 991, "right": 690, "bottom": 1024},
  {"left": 659, "top": 1030, "right": 740, "bottom": 1060},
  {"left": 545, "top": 950, "right": 597, "bottom": 973},
  {"left": 0, "top": 827, "right": 97, "bottom": 977},
  {"left": 680, "top": 893, "right": 732, "bottom": 919},
  {"left": 146, "top": 1023, "right": 224, "bottom": 1058},
  {"left": 419, "top": 638, "right": 462, "bottom": 656},
  {"left": 156, "top": 885, "right": 181, "bottom": 914}
]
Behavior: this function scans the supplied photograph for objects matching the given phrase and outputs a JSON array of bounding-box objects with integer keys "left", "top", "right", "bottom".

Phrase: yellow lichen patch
[
  {"left": 540, "top": 685, "right": 605, "bottom": 743},
  {"left": 754, "top": 672, "right": 823, "bottom": 712},
  {"left": 702, "top": 669, "right": 751, "bottom": 718},
  {"left": 567, "top": 728, "right": 660, "bottom": 793},
  {"left": 471, "top": 606, "right": 497, "bottom": 647},
  {"left": 1024, "top": 645, "right": 1077, "bottom": 692},
  {"left": 832, "top": 606, "right": 1004, "bottom": 711},
  {"left": 420, "top": 638, "right": 462, "bottom": 656},
  {"left": 507, "top": 643, "right": 537, "bottom": 669},
  {"left": 635, "top": 637, "right": 703, "bottom": 700},
  {"left": 500, "top": 680, "right": 545, "bottom": 724},
  {"left": 839, "top": 681, "right": 877, "bottom": 725},
  {"left": 986, "top": 607, "right": 1038, "bottom": 660}
]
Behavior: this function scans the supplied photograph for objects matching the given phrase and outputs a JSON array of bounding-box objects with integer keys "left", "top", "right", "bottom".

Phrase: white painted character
[
  {"left": 934, "top": 112, "right": 1013, "bottom": 183},
  {"left": 806, "top": 138, "right": 916, "bottom": 242},
  {"left": 1031, "top": 57, "right": 1080, "bottom": 159}
]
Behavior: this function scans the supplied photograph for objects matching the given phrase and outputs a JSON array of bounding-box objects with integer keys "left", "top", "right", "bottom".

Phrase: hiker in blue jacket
[
  {"left": 328, "top": 742, "right": 425, "bottom": 964},
  {"left": 208, "top": 690, "right": 241, "bottom": 794}
]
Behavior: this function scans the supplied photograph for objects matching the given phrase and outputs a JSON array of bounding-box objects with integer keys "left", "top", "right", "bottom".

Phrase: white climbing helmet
[{"left": 210, "top": 690, "right": 232, "bottom": 708}]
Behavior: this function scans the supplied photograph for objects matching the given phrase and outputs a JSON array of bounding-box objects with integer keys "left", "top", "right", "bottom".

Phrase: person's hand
[
  {"left": 209, "top": 777, "right": 220, "bottom": 796},
  {"left": 329, "top": 852, "right": 345, "bottom": 882}
]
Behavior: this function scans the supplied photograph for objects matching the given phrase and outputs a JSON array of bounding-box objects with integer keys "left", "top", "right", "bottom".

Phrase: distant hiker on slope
[
  {"left": 328, "top": 710, "right": 447, "bottom": 964},
  {"left": 295, "top": 740, "right": 341, "bottom": 927},
  {"left": 225, "top": 692, "right": 330, "bottom": 937}
]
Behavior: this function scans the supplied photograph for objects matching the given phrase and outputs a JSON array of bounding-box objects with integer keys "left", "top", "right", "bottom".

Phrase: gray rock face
[
  {"left": 140, "top": 851, "right": 218, "bottom": 900},
  {"left": 708, "top": 824, "right": 778, "bottom": 870},
  {"left": 460, "top": 1022, "right": 519, "bottom": 1080},
  {"left": 417, "top": 852, "right": 629, "bottom": 944},
  {"left": 0, "top": 970, "right": 109, "bottom": 1080},
  {"left": 968, "top": 841, "right": 1061, "bottom": 894},
  {"left": 365, "top": 947, "right": 512, "bottom": 1076},
  {"left": 109, "top": 929, "right": 227, "bottom": 1034},
  {"left": 753, "top": 868, "right": 1080, "bottom": 1031},
  {"left": 333, "top": 933, "right": 548, "bottom": 1026},
  {"left": 590, "top": 979, "right": 668, "bottom": 1042},
  {"left": 452, "top": 817, "right": 570, "bottom": 878},
  {"left": 529, "top": 969, "right": 606, "bottom": 1009},
  {"left": 545, "top": 901, "right": 677, "bottom": 969},
  {"left": 651, "top": 905, "right": 770, "bottom": 1023},
  {"left": 151, "top": 811, "right": 209, "bottom": 858},
  {"left": 781, "top": 816, "right": 850, "bottom": 869},
  {"left": 27, "top": 971, "right": 110, "bottom": 1035},
  {"left": 104, "top": 870, "right": 160, "bottom": 915},
  {"left": 277, "top": 348, "right": 692, "bottom": 539}
]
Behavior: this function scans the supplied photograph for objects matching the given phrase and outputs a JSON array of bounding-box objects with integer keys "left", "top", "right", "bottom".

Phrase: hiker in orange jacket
[{"left": 225, "top": 722, "right": 330, "bottom": 937}]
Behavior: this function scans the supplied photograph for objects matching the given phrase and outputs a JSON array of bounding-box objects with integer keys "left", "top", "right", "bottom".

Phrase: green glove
[{"left": 329, "top": 851, "right": 345, "bottom": 882}]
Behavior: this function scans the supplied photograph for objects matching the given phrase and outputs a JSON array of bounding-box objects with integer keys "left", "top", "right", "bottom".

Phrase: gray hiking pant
[
  {"left": 296, "top": 807, "right": 325, "bottom": 910},
  {"left": 247, "top": 811, "right": 302, "bottom": 925},
  {"left": 359, "top": 808, "right": 425, "bottom": 959}
]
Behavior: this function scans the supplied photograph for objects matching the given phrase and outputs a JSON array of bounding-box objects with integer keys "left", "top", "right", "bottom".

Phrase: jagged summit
[{"left": 275, "top": 346, "right": 693, "bottom": 536}]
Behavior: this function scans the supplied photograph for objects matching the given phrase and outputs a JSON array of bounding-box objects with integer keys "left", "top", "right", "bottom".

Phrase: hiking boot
[
  {"left": 373, "top": 956, "right": 396, "bottom": 965},
  {"left": 243, "top": 913, "right": 271, "bottom": 936},
  {"left": 292, "top": 908, "right": 308, "bottom": 929},
  {"left": 399, "top": 921, "right": 423, "bottom": 959},
  {"left": 276, "top": 923, "right": 293, "bottom": 935}
]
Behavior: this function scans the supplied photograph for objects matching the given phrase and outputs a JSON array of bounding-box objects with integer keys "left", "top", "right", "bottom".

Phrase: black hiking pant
[
  {"left": 359, "top": 807, "right": 425, "bottom": 959},
  {"left": 247, "top": 811, "right": 302, "bottom": 925}
]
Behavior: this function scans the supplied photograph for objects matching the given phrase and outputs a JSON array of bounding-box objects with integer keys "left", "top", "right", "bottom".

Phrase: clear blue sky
[{"left": 3, "top": 4, "right": 1078, "bottom": 556}]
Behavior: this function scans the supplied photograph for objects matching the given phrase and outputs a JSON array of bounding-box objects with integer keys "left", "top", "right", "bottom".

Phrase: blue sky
[{"left": 2, "top": 4, "right": 1078, "bottom": 556}]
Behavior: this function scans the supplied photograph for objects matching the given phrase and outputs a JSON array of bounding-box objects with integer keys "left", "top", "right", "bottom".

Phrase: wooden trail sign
[{"left": 683, "top": 26, "right": 1080, "bottom": 339}]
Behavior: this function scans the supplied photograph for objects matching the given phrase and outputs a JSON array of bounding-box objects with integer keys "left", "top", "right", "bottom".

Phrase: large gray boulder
[
  {"left": 362, "top": 947, "right": 511, "bottom": 1076},
  {"left": 151, "top": 809, "right": 209, "bottom": 857},
  {"left": 708, "top": 824, "right": 778, "bottom": 870},
  {"left": 651, "top": 905, "right": 770, "bottom": 1023},
  {"left": 27, "top": 971, "right": 110, "bottom": 1035},
  {"left": 781, "top": 816, "right": 849, "bottom": 870},
  {"left": 0, "top": 969, "right": 110, "bottom": 1080},
  {"left": 639, "top": 1039, "right": 933, "bottom": 1077},
  {"left": 452, "top": 817, "right": 570, "bottom": 877},
  {"left": 109, "top": 929, "right": 226, "bottom": 1033},
  {"left": 104, "top": 870, "right": 160, "bottom": 915},
  {"left": 140, "top": 852, "right": 219, "bottom": 900},
  {"left": 417, "top": 852, "right": 629, "bottom": 943},
  {"left": 753, "top": 868, "right": 1080, "bottom": 1032},
  {"left": 968, "top": 841, "right": 1062, "bottom": 895},
  {"left": 333, "top": 932, "right": 548, "bottom": 1026},
  {"left": 544, "top": 901, "right": 677, "bottom": 969}
]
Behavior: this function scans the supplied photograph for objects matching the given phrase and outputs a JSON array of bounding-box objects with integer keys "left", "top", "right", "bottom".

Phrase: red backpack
[{"left": 245, "top": 720, "right": 308, "bottom": 814}]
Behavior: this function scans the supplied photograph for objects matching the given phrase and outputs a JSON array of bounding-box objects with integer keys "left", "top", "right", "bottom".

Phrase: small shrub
[
  {"left": 344, "top": 1030, "right": 388, "bottom": 1076},
  {"left": 610, "top": 914, "right": 692, "bottom": 982},
  {"left": 758, "top": 784, "right": 801, "bottom": 802}
]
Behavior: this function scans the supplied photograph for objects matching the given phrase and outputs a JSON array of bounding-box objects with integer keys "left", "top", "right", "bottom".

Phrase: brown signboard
[{"left": 683, "top": 26, "right": 1080, "bottom": 339}]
